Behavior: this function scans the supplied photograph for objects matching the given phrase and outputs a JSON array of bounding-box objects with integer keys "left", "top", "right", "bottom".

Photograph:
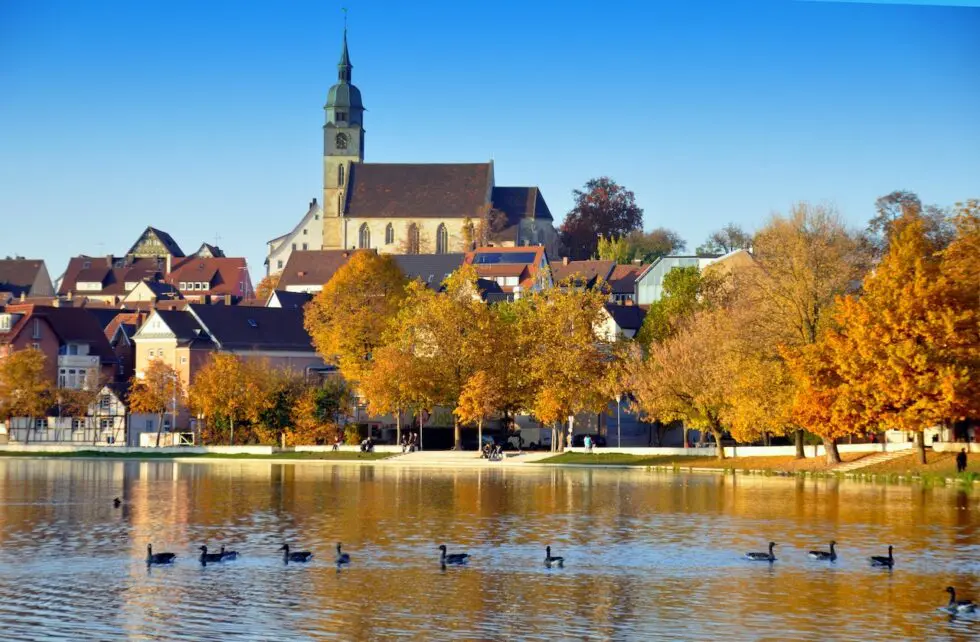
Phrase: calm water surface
[{"left": 0, "top": 460, "right": 978, "bottom": 640}]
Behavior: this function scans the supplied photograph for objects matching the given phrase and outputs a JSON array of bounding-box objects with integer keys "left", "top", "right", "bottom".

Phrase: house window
[
  {"left": 100, "top": 418, "right": 113, "bottom": 430},
  {"left": 0, "top": 315, "right": 10, "bottom": 331},
  {"left": 303, "top": 229, "right": 307, "bottom": 235},
  {"left": 35, "top": 418, "right": 48, "bottom": 429},
  {"left": 31, "top": 343, "right": 40, "bottom": 351},
  {"left": 179, "top": 282, "right": 186, "bottom": 290},
  {"left": 359, "top": 224, "right": 371, "bottom": 249},
  {"left": 180, "top": 356, "right": 187, "bottom": 364},
  {"left": 32, "top": 319, "right": 41, "bottom": 339},
  {"left": 58, "top": 369, "right": 66, "bottom": 388},
  {"left": 292, "top": 243, "right": 297, "bottom": 251},
  {"left": 72, "top": 418, "right": 84, "bottom": 430},
  {"left": 436, "top": 224, "right": 448, "bottom": 255},
  {"left": 277, "top": 260, "right": 283, "bottom": 269},
  {"left": 314, "top": 214, "right": 319, "bottom": 220},
  {"left": 338, "top": 164, "right": 345, "bottom": 186},
  {"left": 100, "top": 395, "right": 111, "bottom": 411},
  {"left": 385, "top": 223, "right": 394, "bottom": 245},
  {"left": 302, "top": 243, "right": 308, "bottom": 250},
  {"left": 145, "top": 419, "right": 153, "bottom": 430},
  {"left": 407, "top": 223, "right": 420, "bottom": 255},
  {"left": 67, "top": 344, "right": 78, "bottom": 356}
]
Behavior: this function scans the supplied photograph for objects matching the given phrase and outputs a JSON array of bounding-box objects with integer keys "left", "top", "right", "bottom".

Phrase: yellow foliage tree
[
  {"left": 515, "top": 285, "right": 611, "bottom": 452},
  {"left": 304, "top": 251, "right": 407, "bottom": 385},
  {"left": 454, "top": 370, "right": 504, "bottom": 450},
  {"left": 631, "top": 309, "right": 733, "bottom": 459},
  {"left": 358, "top": 344, "right": 423, "bottom": 446},
  {"left": 129, "top": 359, "right": 183, "bottom": 447},
  {"left": 800, "top": 213, "right": 979, "bottom": 464},
  {"left": 188, "top": 354, "right": 271, "bottom": 445},
  {"left": 0, "top": 349, "right": 53, "bottom": 444}
]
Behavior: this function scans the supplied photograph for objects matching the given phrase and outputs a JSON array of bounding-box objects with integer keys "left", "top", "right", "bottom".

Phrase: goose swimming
[
  {"left": 945, "top": 587, "right": 976, "bottom": 613},
  {"left": 544, "top": 546, "right": 564, "bottom": 567},
  {"left": 808, "top": 541, "right": 837, "bottom": 561},
  {"left": 219, "top": 545, "right": 239, "bottom": 561},
  {"left": 439, "top": 544, "right": 470, "bottom": 565},
  {"left": 869, "top": 545, "right": 894, "bottom": 568},
  {"left": 745, "top": 542, "right": 777, "bottom": 562},
  {"left": 335, "top": 543, "right": 350, "bottom": 565},
  {"left": 280, "top": 544, "right": 313, "bottom": 563},
  {"left": 198, "top": 545, "right": 224, "bottom": 565},
  {"left": 146, "top": 544, "right": 176, "bottom": 565}
]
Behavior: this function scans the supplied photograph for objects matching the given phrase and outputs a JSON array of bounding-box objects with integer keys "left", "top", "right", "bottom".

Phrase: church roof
[{"left": 344, "top": 163, "right": 492, "bottom": 219}]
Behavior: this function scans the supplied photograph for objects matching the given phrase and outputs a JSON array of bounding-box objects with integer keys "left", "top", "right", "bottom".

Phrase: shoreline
[{"left": 0, "top": 449, "right": 976, "bottom": 486}]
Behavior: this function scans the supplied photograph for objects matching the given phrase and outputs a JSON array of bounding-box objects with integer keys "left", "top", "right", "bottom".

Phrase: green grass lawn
[{"left": 0, "top": 450, "right": 394, "bottom": 461}]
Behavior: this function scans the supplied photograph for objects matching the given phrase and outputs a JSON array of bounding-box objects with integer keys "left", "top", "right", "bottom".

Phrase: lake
[{"left": 0, "top": 459, "right": 977, "bottom": 641}]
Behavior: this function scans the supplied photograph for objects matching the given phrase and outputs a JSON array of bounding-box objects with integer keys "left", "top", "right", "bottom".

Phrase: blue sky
[{"left": 1, "top": 0, "right": 978, "bottom": 282}]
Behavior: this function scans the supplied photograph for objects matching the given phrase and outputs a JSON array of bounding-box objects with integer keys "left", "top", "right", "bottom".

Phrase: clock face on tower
[{"left": 335, "top": 133, "right": 349, "bottom": 150}]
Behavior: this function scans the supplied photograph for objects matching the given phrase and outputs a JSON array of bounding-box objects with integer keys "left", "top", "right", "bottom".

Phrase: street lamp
[{"left": 615, "top": 393, "right": 622, "bottom": 449}]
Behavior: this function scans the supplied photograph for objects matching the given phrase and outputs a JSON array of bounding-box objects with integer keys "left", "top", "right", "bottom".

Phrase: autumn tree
[
  {"left": 454, "top": 370, "right": 504, "bottom": 450},
  {"left": 129, "top": 359, "right": 183, "bottom": 447},
  {"left": 188, "top": 354, "right": 270, "bottom": 445},
  {"left": 744, "top": 204, "right": 867, "bottom": 459},
  {"left": 632, "top": 309, "right": 733, "bottom": 459},
  {"left": 625, "top": 228, "right": 686, "bottom": 264},
  {"left": 305, "top": 251, "right": 407, "bottom": 385},
  {"left": 0, "top": 349, "right": 52, "bottom": 444},
  {"left": 59, "top": 385, "right": 105, "bottom": 444},
  {"left": 812, "top": 212, "right": 979, "bottom": 464},
  {"left": 695, "top": 223, "right": 752, "bottom": 256},
  {"left": 384, "top": 266, "right": 497, "bottom": 450},
  {"left": 596, "top": 235, "right": 633, "bottom": 264},
  {"left": 359, "top": 345, "right": 425, "bottom": 446},
  {"left": 560, "top": 177, "right": 643, "bottom": 260},
  {"left": 255, "top": 272, "right": 281, "bottom": 302},
  {"left": 289, "top": 378, "right": 354, "bottom": 445},
  {"left": 515, "top": 285, "right": 611, "bottom": 451},
  {"left": 254, "top": 369, "right": 304, "bottom": 445}
]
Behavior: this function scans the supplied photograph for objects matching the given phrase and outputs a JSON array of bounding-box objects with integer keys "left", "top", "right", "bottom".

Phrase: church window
[
  {"left": 336, "top": 111, "right": 347, "bottom": 122},
  {"left": 407, "top": 223, "right": 421, "bottom": 255},
  {"left": 385, "top": 223, "right": 394, "bottom": 245},
  {"left": 338, "top": 194, "right": 344, "bottom": 215},
  {"left": 358, "top": 224, "right": 371, "bottom": 249},
  {"left": 436, "top": 224, "right": 449, "bottom": 255},
  {"left": 338, "top": 164, "right": 345, "bottom": 186},
  {"left": 335, "top": 133, "right": 349, "bottom": 150}
]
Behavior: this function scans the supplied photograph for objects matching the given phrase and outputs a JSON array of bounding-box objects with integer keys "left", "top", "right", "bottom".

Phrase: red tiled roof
[
  {"left": 551, "top": 260, "right": 615, "bottom": 286},
  {"left": 166, "top": 257, "right": 249, "bottom": 297},
  {"left": 59, "top": 256, "right": 165, "bottom": 296},
  {"left": 277, "top": 249, "right": 373, "bottom": 290}
]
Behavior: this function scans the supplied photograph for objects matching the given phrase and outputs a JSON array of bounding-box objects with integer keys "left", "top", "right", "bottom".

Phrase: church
[{"left": 266, "top": 30, "right": 558, "bottom": 275}]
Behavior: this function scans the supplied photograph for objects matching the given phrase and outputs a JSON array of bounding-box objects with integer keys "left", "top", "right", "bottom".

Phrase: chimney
[
  {"left": 66, "top": 291, "right": 73, "bottom": 302},
  {"left": 19, "top": 292, "right": 25, "bottom": 302},
  {"left": 224, "top": 294, "right": 231, "bottom": 306},
  {"left": 562, "top": 257, "right": 569, "bottom": 265},
  {"left": 106, "top": 255, "right": 113, "bottom": 267},
  {"left": 52, "top": 297, "right": 61, "bottom": 308},
  {"left": 165, "top": 254, "right": 172, "bottom": 274}
]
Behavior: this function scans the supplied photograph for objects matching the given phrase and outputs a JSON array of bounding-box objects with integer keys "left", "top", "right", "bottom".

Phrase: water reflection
[{"left": 0, "top": 461, "right": 977, "bottom": 640}]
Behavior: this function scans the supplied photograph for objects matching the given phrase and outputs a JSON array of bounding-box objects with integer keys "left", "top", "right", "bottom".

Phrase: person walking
[
  {"left": 956, "top": 448, "right": 968, "bottom": 473},
  {"left": 584, "top": 434, "right": 593, "bottom": 454}
]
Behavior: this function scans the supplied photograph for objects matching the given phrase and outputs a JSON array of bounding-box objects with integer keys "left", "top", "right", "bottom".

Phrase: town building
[
  {"left": 0, "top": 258, "right": 55, "bottom": 302},
  {"left": 265, "top": 29, "right": 558, "bottom": 273}
]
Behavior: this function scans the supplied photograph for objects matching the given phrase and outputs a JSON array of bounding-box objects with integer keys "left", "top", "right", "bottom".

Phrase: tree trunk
[
  {"left": 230, "top": 415, "right": 235, "bottom": 446},
  {"left": 794, "top": 429, "right": 805, "bottom": 459},
  {"left": 395, "top": 410, "right": 401, "bottom": 449},
  {"left": 477, "top": 418, "right": 483, "bottom": 453},
  {"left": 915, "top": 430, "right": 926, "bottom": 465},
  {"left": 26, "top": 416, "right": 33, "bottom": 445},
  {"left": 712, "top": 429, "right": 726, "bottom": 460},
  {"left": 155, "top": 412, "right": 163, "bottom": 447},
  {"left": 453, "top": 416, "right": 461, "bottom": 451},
  {"left": 824, "top": 437, "right": 841, "bottom": 465}
]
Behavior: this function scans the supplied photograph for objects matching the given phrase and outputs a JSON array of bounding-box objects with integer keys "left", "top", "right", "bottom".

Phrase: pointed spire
[{"left": 337, "top": 27, "right": 352, "bottom": 83}]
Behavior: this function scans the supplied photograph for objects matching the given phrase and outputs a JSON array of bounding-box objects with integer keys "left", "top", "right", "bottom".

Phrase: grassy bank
[{"left": 0, "top": 450, "right": 394, "bottom": 461}]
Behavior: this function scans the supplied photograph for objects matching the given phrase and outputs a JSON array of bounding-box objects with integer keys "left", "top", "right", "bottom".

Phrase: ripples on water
[{"left": 0, "top": 461, "right": 978, "bottom": 640}]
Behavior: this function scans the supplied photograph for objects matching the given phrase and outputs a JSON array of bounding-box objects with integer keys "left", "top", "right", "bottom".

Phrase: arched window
[
  {"left": 436, "top": 223, "right": 449, "bottom": 255},
  {"left": 337, "top": 193, "right": 343, "bottom": 216},
  {"left": 338, "top": 164, "right": 345, "bottom": 186},
  {"left": 407, "top": 223, "right": 420, "bottom": 255},
  {"left": 385, "top": 223, "right": 394, "bottom": 245},
  {"left": 358, "top": 223, "right": 370, "bottom": 249}
]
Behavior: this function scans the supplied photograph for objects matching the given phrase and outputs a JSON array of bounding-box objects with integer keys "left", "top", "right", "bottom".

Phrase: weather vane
[{"left": 342, "top": 6, "right": 348, "bottom": 29}]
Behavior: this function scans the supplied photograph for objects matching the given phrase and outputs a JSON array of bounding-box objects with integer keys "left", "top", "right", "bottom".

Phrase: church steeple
[{"left": 337, "top": 28, "right": 352, "bottom": 84}]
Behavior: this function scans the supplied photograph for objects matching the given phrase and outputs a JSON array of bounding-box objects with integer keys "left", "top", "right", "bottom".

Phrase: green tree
[
  {"left": 596, "top": 235, "right": 634, "bottom": 263},
  {"left": 636, "top": 266, "right": 725, "bottom": 348},
  {"left": 625, "top": 228, "right": 686, "bottom": 264}
]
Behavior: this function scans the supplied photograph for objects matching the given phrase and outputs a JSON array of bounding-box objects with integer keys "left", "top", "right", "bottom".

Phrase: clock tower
[{"left": 322, "top": 28, "right": 365, "bottom": 250}]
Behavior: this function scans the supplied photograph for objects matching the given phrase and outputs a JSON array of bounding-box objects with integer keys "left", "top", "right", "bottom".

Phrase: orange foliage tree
[
  {"left": 129, "top": 359, "right": 183, "bottom": 447},
  {"left": 254, "top": 272, "right": 281, "bottom": 302},
  {"left": 188, "top": 354, "right": 270, "bottom": 445},
  {"left": 791, "top": 212, "right": 980, "bottom": 464},
  {"left": 454, "top": 370, "right": 504, "bottom": 450}
]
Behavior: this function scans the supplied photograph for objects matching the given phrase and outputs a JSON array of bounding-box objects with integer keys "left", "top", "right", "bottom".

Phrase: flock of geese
[
  {"left": 745, "top": 541, "right": 976, "bottom": 614},
  {"left": 145, "top": 542, "right": 562, "bottom": 569}
]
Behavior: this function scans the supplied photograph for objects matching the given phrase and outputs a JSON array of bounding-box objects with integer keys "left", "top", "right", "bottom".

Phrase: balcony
[{"left": 58, "top": 355, "right": 99, "bottom": 369}]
